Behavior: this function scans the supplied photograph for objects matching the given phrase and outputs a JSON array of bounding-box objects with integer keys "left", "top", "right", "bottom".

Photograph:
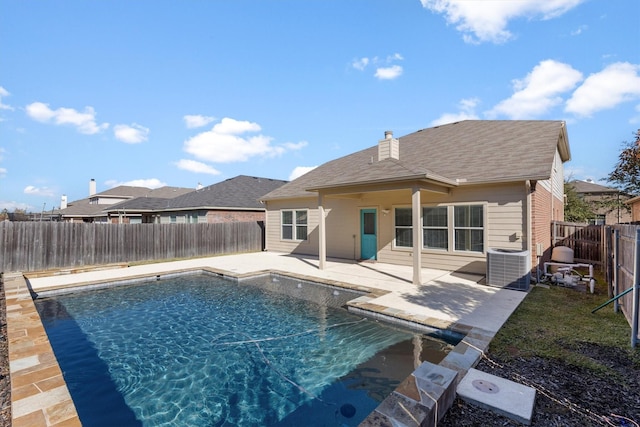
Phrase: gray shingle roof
[
  {"left": 262, "top": 120, "right": 570, "bottom": 200},
  {"left": 57, "top": 185, "right": 193, "bottom": 216},
  {"left": 569, "top": 180, "right": 620, "bottom": 194},
  {"left": 165, "top": 175, "right": 288, "bottom": 210}
]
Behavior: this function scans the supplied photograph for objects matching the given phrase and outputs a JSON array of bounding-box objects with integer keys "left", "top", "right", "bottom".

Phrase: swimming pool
[{"left": 35, "top": 273, "right": 458, "bottom": 426}]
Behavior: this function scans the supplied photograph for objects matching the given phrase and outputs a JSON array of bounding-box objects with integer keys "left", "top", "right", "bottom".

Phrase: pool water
[{"left": 35, "top": 274, "right": 456, "bottom": 426}]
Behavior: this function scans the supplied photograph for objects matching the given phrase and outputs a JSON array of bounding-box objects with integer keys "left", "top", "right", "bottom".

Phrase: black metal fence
[{"left": 0, "top": 221, "right": 264, "bottom": 273}]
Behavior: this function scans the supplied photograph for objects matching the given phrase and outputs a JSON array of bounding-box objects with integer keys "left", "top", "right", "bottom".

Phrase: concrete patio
[{"left": 9, "top": 251, "right": 529, "bottom": 426}]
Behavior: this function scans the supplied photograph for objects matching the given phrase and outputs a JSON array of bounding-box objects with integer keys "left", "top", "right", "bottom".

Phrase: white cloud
[
  {"left": 352, "top": 57, "right": 369, "bottom": 71},
  {"left": 375, "top": 65, "right": 403, "bottom": 80},
  {"left": 105, "top": 178, "right": 166, "bottom": 189},
  {"left": 488, "top": 60, "right": 583, "bottom": 119},
  {"left": 352, "top": 53, "right": 404, "bottom": 80},
  {"left": 183, "top": 117, "right": 301, "bottom": 163},
  {"left": 184, "top": 114, "right": 216, "bottom": 129},
  {"left": 0, "top": 201, "right": 31, "bottom": 211},
  {"left": 175, "top": 159, "right": 221, "bottom": 175},
  {"left": 25, "top": 102, "right": 109, "bottom": 134},
  {"left": 289, "top": 166, "right": 317, "bottom": 181},
  {"left": 420, "top": 0, "right": 585, "bottom": 44},
  {"left": 114, "top": 123, "right": 150, "bottom": 144},
  {"left": 431, "top": 98, "right": 480, "bottom": 126},
  {"left": 282, "top": 141, "right": 308, "bottom": 150},
  {"left": 630, "top": 104, "right": 640, "bottom": 124},
  {"left": 570, "top": 24, "right": 588, "bottom": 36},
  {"left": 0, "top": 167, "right": 6, "bottom": 178},
  {"left": 0, "top": 86, "right": 14, "bottom": 111},
  {"left": 565, "top": 62, "right": 640, "bottom": 117},
  {"left": 23, "top": 185, "right": 55, "bottom": 197}
]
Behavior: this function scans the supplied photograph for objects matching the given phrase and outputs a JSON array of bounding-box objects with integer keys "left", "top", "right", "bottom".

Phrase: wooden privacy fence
[
  {"left": 0, "top": 221, "right": 265, "bottom": 273},
  {"left": 552, "top": 221, "right": 604, "bottom": 269},
  {"left": 606, "top": 225, "right": 640, "bottom": 347}
]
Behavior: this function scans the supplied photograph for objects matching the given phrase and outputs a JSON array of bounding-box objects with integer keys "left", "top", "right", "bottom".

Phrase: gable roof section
[
  {"left": 165, "top": 175, "right": 288, "bottom": 210},
  {"left": 58, "top": 185, "right": 193, "bottom": 216},
  {"left": 263, "top": 120, "right": 570, "bottom": 200},
  {"left": 569, "top": 180, "right": 621, "bottom": 195}
]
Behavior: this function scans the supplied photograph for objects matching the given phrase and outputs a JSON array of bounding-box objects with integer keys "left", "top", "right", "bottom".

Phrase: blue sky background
[{"left": 1, "top": 0, "right": 639, "bottom": 212}]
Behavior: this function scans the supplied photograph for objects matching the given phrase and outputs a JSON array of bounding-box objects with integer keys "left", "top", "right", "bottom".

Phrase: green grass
[{"left": 489, "top": 273, "right": 640, "bottom": 378}]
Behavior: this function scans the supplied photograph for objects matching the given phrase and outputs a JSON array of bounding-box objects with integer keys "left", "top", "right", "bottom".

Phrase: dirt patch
[{"left": 441, "top": 349, "right": 640, "bottom": 427}]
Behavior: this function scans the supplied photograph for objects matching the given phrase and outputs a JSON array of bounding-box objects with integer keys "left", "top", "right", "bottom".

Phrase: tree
[
  {"left": 607, "top": 129, "right": 640, "bottom": 196},
  {"left": 564, "top": 182, "right": 594, "bottom": 223}
]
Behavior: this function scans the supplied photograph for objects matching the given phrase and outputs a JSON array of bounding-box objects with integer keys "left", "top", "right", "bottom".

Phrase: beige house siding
[{"left": 266, "top": 182, "right": 529, "bottom": 275}]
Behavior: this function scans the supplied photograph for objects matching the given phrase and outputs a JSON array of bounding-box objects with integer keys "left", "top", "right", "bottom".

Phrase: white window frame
[
  {"left": 393, "top": 207, "right": 413, "bottom": 249},
  {"left": 392, "top": 204, "right": 486, "bottom": 254},
  {"left": 423, "top": 206, "right": 448, "bottom": 251},
  {"left": 281, "top": 209, "right": 308, "bottom": 241},
  {"left": 453, "top": 204, "right": 485, "bottom": 253}
]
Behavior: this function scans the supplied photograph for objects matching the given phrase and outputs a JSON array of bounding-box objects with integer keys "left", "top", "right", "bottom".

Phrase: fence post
[
  {"left": 614, "top": 229, "right": 620, "bottom": 313},
  {"left": 632, "top": 229, "right": 640, "bottom": 348}
]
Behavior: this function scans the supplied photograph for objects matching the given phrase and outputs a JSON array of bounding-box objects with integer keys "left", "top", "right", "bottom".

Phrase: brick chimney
[{"left": 378, "top": 130, "right": 399, "bottom": 161}]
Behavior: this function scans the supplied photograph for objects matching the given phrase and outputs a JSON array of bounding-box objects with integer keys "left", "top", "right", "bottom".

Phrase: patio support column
[
  {"left": 318, "top": 193, "right": 326, "bottom": 270},
  {"left": 412, "top": 185, "right": 422, "bottom": 285}
]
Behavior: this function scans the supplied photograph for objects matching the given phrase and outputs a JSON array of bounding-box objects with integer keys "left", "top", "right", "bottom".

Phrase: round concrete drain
[{"left": 472, "top": 379, "right": 499, "bottom": 394}]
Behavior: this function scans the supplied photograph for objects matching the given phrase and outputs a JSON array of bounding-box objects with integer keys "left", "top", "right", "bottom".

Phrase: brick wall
[
  {"left": 205, "top": 210, "right": 265, "bottom": 223},
  {"left": 531, "top": 184, "right": 552, "bottom": 269}
]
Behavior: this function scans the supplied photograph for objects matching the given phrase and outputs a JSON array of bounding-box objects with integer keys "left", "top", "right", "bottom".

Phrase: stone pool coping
[
  {"left": 3, "top": 272, "right": 80, "bottom": 427},
  {"left": 8, "top": 265, "right": 502, "bottom": 427}
]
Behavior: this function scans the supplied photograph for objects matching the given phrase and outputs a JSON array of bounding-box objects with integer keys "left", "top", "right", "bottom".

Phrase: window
[
  {"left": 423, "top": 206, "right": 448, "bottom": 250},
  {"left": 394, "top": 208, "right": 413, "bottom": 247},
  {"left": 188, "top": 213, "right": 198, "bottom": 223},
  {"left": 170, "top": 215, "right": 177, "bottom": 224},
  {"left": 454, "top": 205, "right": 484, "bottom": 252},
  {"left": 282, "top": 210, "right": 307, "bottom": 241}
]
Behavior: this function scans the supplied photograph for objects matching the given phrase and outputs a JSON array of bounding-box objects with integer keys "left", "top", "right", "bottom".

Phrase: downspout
[{"left": 526, "top": 180, "right": 533, "bottom": 271}]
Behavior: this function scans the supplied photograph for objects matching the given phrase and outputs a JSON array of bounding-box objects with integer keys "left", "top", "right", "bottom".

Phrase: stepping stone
[{"left": 457, "top": 368, "right": 536, "bottom": 425}]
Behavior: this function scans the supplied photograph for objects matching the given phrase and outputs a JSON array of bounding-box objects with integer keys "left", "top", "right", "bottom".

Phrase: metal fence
[
  {"left": 0, "top": 221, "right": 264, "bottom": 273},
  {"left": 606, "top": 225, "right": 640, "bottom": 347}
]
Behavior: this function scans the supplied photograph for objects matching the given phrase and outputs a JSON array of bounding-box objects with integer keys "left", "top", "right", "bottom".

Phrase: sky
[{"left": 1, "top": 0, "right": 639, "bottom": 212}]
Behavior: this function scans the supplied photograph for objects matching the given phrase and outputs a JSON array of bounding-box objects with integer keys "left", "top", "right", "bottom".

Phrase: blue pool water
[{"left": 35, "top": 273, "right": 457, "bottom": 426}]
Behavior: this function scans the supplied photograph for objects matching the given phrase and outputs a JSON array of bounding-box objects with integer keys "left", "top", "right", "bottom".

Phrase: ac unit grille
[{"left": 486, "top": 249, "right": 531, "bottom": 291}]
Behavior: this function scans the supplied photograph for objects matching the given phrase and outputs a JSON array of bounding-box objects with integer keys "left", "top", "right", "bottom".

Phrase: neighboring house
[
  {"left": 151, "top": 175, "right": 288, "bottom": 224},
  {"left": 625, "top": 195, "right": 640, "bottom": 223},
  {"left": 56, "top": 179, "right": 193, "bottom": 223},
  {"left": 261, "top": 120, "right": 570, "bottom": 284},
  {"left": 568, "top": 180, "right": 631, "bottom": 225}
]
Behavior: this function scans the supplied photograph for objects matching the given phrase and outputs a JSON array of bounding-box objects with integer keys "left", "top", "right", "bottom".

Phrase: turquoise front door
[{"left": 360, "top": 209, "right": 377, "bottom": 260}]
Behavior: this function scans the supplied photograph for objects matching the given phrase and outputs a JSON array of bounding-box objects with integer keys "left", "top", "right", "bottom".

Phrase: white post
[
  {"left": 412, "top": 186, "right": 422, "bottom": 285},
  {"left": 614, "top": 229, "right": 620, "bottom": 313},
  {"left": 318, "top": 193, "right": 326, "bottom": 270}
]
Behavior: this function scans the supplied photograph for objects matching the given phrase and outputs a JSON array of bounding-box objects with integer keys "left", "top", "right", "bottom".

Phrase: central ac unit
[{"left": 486, "top": 248, "right": 531, "bottom": 291}]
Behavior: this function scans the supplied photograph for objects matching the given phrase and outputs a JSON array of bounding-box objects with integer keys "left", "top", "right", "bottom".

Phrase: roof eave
[{"left": 305, "top": 173, "right": 459, "bottom": 192}]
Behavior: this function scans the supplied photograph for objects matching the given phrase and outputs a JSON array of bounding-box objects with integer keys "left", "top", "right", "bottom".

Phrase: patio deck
[{"left": 10, "top": 251, "right": 528, "bottom": 426}]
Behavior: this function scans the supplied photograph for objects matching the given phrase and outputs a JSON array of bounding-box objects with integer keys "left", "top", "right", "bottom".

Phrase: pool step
[{"left": 457, "top": 368, "right": 536, "bottom": 425}]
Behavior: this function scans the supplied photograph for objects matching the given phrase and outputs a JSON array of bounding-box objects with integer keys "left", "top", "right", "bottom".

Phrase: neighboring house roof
[
  {"left": 262, "top": 120, "right": 570, "bottom": 200},
  {"left": 569, "top": 180, "right": 622, "bottom": 195},
  {"left": 57, "top": 185, "right": 193, "bottom": 217},
  {"left": 165, "top": 175, "right": 289, "bottom": 211}
]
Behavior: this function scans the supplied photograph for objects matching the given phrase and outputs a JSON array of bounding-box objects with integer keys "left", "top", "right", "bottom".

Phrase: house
[
  {"left": 149, "top": 175, "right": 288, "bottom": 224},
  {"left": 261, "top": 120, "right": 570, "bottom": 285},
  {"left": 56, "top": 179, "right": 193, "bottom": 223},
  {"left": 568, "top": 180, "right": 631, "bottom": 224},
  {"left": 625, "top": 195, "right": 640, "bottom": 223}
]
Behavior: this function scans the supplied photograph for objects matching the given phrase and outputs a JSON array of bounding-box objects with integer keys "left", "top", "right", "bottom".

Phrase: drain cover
[{"left": 472, "top": 379, "right": 499, "bottom": 394}]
